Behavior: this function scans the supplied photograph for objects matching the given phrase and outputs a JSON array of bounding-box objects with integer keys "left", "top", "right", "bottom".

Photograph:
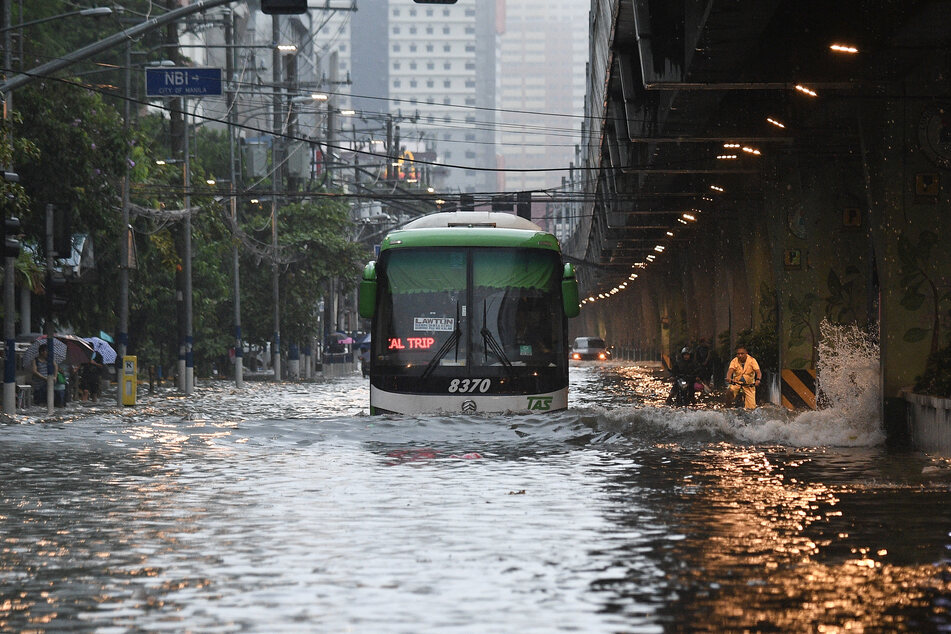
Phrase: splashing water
[
  {"left": 816, "top": 319, "right": 880, "bottom": 409},
  {"left": 582, "top": 320, "right": 885, "bottom": 448},
  {"left": 782, "top": 319, "right": 884, "bottom": 446}
]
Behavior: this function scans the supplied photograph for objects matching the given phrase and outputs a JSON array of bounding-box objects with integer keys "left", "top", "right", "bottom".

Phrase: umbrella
[
  {"left": 357, "top": 333, "right": 371, "bottom": 344},
  {"left": 339, "top": 337, "right": 354, "bottom": 345},
  {"left": 84, "top": 336, "right": 117, "bottom": 364},
  {"left": 22, "top": 334, "right": 94, "bottom": 368},
  {"left": 22, "top": 336, "right": 67, "bottom": 367}
]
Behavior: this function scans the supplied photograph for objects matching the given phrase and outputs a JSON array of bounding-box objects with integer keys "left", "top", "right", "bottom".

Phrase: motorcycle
[{"left": 667, "top": 375, "right": 696, "bottom": 406}]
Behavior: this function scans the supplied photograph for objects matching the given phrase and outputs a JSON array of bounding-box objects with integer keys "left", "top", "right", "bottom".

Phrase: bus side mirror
[
  {"left": 562, "top": 263, "right": 580, "bottom": 318},
  {"left": 358, "top": 261, "right": 377, "bottom": 318}
]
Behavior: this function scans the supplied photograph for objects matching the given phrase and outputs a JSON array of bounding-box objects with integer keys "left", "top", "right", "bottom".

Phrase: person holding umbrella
[
  {"left": 79, "top": 352, "right": 104, "bottom": 402},
  {"left": 30, "top": 344, "right": 57, "bottom": 406}
]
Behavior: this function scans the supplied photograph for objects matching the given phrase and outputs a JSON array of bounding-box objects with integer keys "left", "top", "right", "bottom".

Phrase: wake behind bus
[{"left": 358, "top": 211, "right": 580, "bottom": 415}]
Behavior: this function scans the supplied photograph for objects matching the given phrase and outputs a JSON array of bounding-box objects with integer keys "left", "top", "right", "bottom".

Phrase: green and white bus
[{"left": 358, "top": 211, "right": 580, "bottom": 415}]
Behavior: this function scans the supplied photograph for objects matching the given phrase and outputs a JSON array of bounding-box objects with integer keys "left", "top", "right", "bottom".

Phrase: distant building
[
  {"left": 386, "top": 0, "right": 497, "bottom": 194},
  {"left": 496, "top": 0, "right": 589, "bottom": 194},
  {"left": 183, "top": 1, "right": 585, "bottom": 198}
]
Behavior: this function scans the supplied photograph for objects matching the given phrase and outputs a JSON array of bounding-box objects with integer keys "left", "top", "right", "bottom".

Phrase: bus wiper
[
  {"left": 421, "top": 327, "right": 461, "bottom": 381},
  {"left": 421, "top": 302, "right": 463, "bottom": 382},
  {"left": 480, "top": 300, "right": 513, "bottom": 375},
  {"left": 481, "top": 326, "right": 514, "bottom": 374}
]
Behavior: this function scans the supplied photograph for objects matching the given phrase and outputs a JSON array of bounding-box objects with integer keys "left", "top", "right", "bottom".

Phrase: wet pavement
[{"left": 2, "top": 363, "right": 951, "bottom": 632}]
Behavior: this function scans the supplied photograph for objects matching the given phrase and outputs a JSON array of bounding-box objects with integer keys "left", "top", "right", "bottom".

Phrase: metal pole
[
  {"left": 44, "top": 204, "right": 53, "bottom": 415},
  {"left": 118, "top": 40, "right": 131, "bottom": 405},
  {"left": 2, "top": 0, "right": 16, "bottom": 415},
  {"left": 271, "top": 15, "right": 281, "bottom": 382},
  {"left": 227, "top": 10, "right": 242, "bottom": 389},
  {"left": 184, "top": 98, "right": 193, "bottom": 395},
  {"left": 0, "top": 0, "right": 234, "bottom": 96}
]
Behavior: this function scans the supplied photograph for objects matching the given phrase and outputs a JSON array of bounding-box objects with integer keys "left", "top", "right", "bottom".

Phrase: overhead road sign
[
  {"left": 146, "top": 67, "right": 222, "bottom": 97},
  {"left": 262, "top": 0, "right": 308, "bottom": 13}
]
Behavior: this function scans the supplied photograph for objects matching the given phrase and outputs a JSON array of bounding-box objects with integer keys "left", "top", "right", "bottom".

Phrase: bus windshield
[{"left": 373, "top": 247, "right": 566, "bottom": 377}]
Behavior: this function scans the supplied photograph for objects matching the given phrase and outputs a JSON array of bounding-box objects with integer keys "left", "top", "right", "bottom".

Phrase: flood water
[{"left": 2, "top": 362, "right": 951, "bottom": 632}]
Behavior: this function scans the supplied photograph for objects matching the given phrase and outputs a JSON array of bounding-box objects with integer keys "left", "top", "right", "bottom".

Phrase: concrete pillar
[{"left": 863, "top": 92, "right": 951, "bottom": 441}]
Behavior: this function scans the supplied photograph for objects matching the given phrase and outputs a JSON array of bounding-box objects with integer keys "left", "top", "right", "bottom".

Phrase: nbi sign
[{"left": 145, "top": 67, "right": 222, "bottom": 97}]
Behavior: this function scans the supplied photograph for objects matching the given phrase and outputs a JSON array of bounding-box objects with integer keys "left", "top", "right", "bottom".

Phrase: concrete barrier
[{"left": 904, "top": 391, "right": 951, "bottom": 454}]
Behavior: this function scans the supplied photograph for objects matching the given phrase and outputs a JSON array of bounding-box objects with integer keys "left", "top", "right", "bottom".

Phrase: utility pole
[
  {"left": 2, "top": 0, "right": 16, "bottom": 415},
  {"left": 183, "top": 97, "right": 193, "bottom": 395},
  {"left": 226, "top": 9, "right": 243, "bottom": 389},
  {"left": 44, "top": 204, "right": 54, "bottom": 415},
  {"left": 165, "top": 0, "right": 187, "bottom": 393},
  {"left": 271, "top": 14, "right": 282, "bottom": 381},
  {"left": 385, "top": 116, "right": 393, "bottom": 183},
  {"left": 117, "top": 40, "right": 131, "bottom": 405}
]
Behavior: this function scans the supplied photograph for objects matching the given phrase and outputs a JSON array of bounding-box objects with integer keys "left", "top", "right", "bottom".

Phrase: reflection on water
[{"left": 1, "top": 366, "right": 950, "bottom": 631}]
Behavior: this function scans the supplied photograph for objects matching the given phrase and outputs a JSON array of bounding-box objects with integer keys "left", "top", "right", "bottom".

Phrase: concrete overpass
[{"left": 565, "top": 0, "right": 951, "bottom": 441}]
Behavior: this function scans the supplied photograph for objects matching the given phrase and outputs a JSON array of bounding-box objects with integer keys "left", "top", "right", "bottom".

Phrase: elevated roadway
[{"left": 567, "top": 0, "right": 951, "bottom": 441}]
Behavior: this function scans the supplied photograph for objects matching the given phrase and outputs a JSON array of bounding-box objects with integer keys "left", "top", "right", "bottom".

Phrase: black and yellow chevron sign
[{"left": 781, "top": 369, "right": 816, "bottom": 410}]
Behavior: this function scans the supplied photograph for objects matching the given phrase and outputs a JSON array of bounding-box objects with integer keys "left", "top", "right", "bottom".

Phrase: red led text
[{"left": 388, "top": 337, "right": 435, "bottom": 350}]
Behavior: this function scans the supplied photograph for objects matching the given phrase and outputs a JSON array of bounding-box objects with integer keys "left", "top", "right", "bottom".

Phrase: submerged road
[{"left": 1, "top": 364, "right": 949, "bottom": 631}]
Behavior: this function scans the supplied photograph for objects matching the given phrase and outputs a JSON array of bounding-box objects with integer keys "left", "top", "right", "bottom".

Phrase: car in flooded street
[{"left": 570, "top": 336, "right": 611, "bottom": 361}]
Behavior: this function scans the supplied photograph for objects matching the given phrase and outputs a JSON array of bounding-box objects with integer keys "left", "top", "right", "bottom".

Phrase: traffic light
[
  {"left": 3, "top": 216, "right": 20, "bottom": 259},
  {"left": 47, "top": 272, "right": 68, "bottom": 311},
  {"left": 261, "top": 0, "right": 307, "bottom": 14}
]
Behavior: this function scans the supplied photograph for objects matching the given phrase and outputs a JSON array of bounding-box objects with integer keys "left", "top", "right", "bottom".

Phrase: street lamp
[{"left": 0, "top": 7, "right": 113, "bottom": 34}]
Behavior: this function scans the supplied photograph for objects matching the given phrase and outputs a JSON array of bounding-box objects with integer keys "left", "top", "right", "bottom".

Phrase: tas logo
[{"left": 527, "top": 396, "right": 552, "bottom": 411}]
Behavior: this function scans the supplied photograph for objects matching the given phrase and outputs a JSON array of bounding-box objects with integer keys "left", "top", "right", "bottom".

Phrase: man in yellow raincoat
[{"left": 725, "top": 346, "right": 761, "bottom": 409}]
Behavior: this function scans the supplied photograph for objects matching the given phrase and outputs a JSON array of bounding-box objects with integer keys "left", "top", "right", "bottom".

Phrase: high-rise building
[
  {"left": 496, "top": 0, "right": 589, "bottom": 194},
  {"left": 349, "top": 0, "right": 497, "bottom": 194},
  {"left": 204, "top": 2, "right": 584, "bottom": 198}
]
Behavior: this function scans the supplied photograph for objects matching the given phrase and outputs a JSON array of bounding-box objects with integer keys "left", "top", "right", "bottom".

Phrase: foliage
[
  {"left": 914, "top": 345, "right": 951, "bottom": 398},
  {"left": 825, "top": 265, "right": 863, "bottom": 324},
  {"left": 734, "top": 324, "right": 778, "bottom": 374},
  {"left": 238, "top": 195, "right": 368, "bottom": 347},
  {"left": 898, "top": 230, "right": 948, "bottom": 355},
  {"left": 5, "top": 6, "right": 369, "bottom": 376},
  {"left": 12, "top": 80, "right": 131, "bottom": 335},
  {"left": 0, "top": 112, "right": 39, "bottom": 321},
  {"left": 716, "top": 329, "right": 731, "bottom": 365}
]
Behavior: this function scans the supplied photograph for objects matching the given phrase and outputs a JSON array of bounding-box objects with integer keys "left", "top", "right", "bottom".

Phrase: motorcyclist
[
  {"left": 667, "top": 346, "right": 701, "bottom": 405},
  {"left": 694, "top": 338, "right": 714, "bottom": 387}
]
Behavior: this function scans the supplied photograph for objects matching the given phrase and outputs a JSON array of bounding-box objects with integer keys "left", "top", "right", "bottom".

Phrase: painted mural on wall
[
  {"left": 786, "top": 265, "right": 867, "bottom": 369},
  {"left": 825, "top": 266, "right": 864, "bottom": 325},
  {"left": 787, "top": 292, "right": 818, "bottom": 369},
  {"left": 898, "top": 230, "right": 949, "bottom": 355}
]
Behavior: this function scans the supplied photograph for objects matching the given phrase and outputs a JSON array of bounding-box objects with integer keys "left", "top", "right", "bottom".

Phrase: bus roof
[
  {"left": 402, "top": 211, "right": 543, "bottom": 231},
  {"left": 381, "top": 211, "right": 561, "bottom": 252}
]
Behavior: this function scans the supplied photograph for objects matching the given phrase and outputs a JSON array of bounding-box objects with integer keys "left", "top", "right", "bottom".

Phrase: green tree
[
  {"left": 239, "top": 195, "right": 368, "bottom": 350},
  {"left": 13, "top": 81, "right": 131, "bottom": 334}
]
